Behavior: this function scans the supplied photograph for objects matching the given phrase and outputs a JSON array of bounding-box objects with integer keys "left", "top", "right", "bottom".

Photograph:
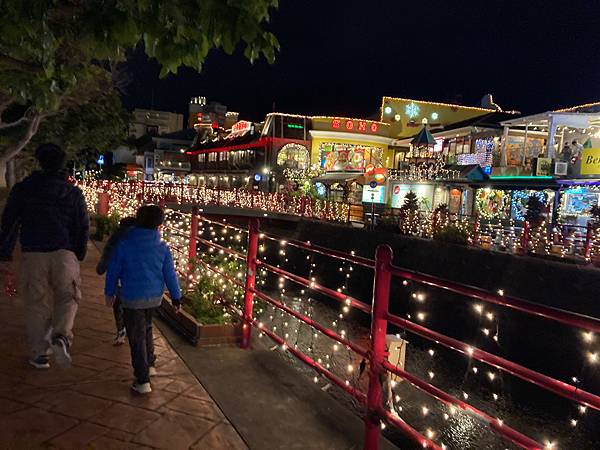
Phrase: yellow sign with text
[{"left": 581, "top": 148, "right": 600, "bottom": 175}]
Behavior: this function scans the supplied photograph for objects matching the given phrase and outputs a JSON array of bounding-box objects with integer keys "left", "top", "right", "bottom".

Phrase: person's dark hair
[
  {"left": 119, "top": 217, "right": 137, "bottom": 228},
  {"left": 136, "top": 205, "right": 164, "bottom": 229},
  {"left": 35, "top": 143, "right": 66, "bottom": 172}
]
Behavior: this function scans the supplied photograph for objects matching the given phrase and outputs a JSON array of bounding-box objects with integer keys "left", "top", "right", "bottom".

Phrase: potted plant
[{"left": 158, "top": 256, "right": 243, "bottom": 345}]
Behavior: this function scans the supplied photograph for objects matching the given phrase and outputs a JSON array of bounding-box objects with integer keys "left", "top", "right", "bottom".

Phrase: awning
[{"left": 313, "top": 172, "right": 363, "bottom": 185}]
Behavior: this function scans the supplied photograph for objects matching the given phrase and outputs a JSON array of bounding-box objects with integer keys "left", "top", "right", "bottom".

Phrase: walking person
[
  {"left": 0, "top": 143, "right": 89, "bottom": 369},
  {"left": 104, "top": 205, "right": 181, "bottom": 394},
  {"left": 96, "top": 216, "right": 136, "bottom": 345}
]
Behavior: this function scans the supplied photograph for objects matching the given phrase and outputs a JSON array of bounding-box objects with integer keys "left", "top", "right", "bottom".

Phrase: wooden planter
[{"left": 157, "top": 294, "right": 243, "bottom": 346}]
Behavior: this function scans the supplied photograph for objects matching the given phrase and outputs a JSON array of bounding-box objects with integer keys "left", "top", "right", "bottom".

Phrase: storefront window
[
  {"left": 320, "top": 142, "right": 383, "bottom": 171},
  {"left": 559, "top": 186, "right": 600, "bottom": 226},
  {"left": 505, "top": 135, "right": 545, "bottom": 168}
]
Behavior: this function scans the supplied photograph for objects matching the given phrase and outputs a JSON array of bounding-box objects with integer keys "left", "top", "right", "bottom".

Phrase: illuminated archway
[{"left": 277, "top": 143, "right": 309, "bottom": 170}]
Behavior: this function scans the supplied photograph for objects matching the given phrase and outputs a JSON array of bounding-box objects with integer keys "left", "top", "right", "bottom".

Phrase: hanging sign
[
  {"left": 580, "top": 148, "right": 600, "bottom": 175},
  {"left": 230, "top": 121, "right": 253, "bottom": 136}
]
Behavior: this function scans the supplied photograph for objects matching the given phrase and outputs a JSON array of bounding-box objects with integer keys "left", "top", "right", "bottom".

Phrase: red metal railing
[{"left": 167, "top": 208, "right": 600, "bottom": 450}]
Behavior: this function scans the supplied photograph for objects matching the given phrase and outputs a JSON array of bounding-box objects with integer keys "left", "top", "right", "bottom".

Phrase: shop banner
[{"left": 580, "top": 148, "right": 600, "bottom": 175}]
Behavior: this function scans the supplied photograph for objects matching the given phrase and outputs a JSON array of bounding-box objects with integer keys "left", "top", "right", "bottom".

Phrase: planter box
[{"left": 157, "top": 294, "right": 242, "bottom": 346}]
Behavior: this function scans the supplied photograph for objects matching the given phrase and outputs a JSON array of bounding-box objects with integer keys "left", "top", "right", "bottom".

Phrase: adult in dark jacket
[{"left": 0, "top": 143, "right": 89, "bottom": 369}]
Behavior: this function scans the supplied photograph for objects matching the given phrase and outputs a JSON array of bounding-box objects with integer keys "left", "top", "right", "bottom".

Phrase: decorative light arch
[{"left": 276, "top": 143, "right": 310, "bottom": 170}]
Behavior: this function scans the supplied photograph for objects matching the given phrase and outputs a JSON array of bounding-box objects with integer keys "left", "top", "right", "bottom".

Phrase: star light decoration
[{"left": 405, "top": 102, "right": 421, "bottom": 119}]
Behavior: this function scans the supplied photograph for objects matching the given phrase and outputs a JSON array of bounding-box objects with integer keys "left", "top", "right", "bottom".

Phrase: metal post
[
  {"left": 241, "top": 218, "right": 260, "bottom": 349},
  {"left": 521, "top": 221, "right": 530, "bottom": 254},
  {"left": 472, "top": 215, "right": 479, "bottom": 246},
  {"left": 364, "top": 245, "right": 393, "bottom": 450},
  {"left": 300, "top": 196, "right": 306, "bottom": 217},
  {"left": 584, "top": 222, "right": 593, "bottom": 261}
]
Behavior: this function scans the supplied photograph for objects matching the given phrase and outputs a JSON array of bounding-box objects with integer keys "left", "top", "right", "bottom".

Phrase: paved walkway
[{"left": 0, "top": 243, "right": 247, "bottom": 450}]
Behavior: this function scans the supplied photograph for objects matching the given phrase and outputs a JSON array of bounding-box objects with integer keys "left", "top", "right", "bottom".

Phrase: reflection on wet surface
[{"left": 254, "top": 289, "right": 599, "bottom": 450}]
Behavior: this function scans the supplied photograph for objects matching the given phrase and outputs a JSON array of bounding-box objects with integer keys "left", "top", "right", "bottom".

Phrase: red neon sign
[{"left": 330, "top": 118, "right": 380, "bottom": 134}]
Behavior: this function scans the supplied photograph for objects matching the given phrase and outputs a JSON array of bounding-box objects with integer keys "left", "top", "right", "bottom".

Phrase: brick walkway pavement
[{"left": 0, "top": 244, "right": 247, "bottom": 450}]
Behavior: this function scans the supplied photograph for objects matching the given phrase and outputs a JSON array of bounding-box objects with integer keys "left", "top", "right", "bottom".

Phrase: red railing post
[
  {"left": 241, "top": 218, "right": 260, "bottom": 349},
  {"left": 364, "top": 245, "right": 393, "bottom": 450},
  {"left": 472, "top": 214, "right": 479, "bottom": 246},
  {"left": 300, "top": 195, "right": 307, "bottom": 217},
  {"left": 188, "top": 206, "right": 199, "bottom": 261},
  {"left": 584, "top": 221, "right": 593, "bottom": 261},
  {"left": 521, "top": 220, "right": 530, "bottom": 255}
]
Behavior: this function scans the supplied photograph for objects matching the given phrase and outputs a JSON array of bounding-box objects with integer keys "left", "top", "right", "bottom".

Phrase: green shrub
[
  {"left": 434, "top": 224, "right": 469, "bottom": 245},
  {"left": 182, "top": 255, "right": 243, "bottom": 324},
  {"left": 91, "top": 213, "right": 120, "bottom": 241},
  {"left": 183, "top": 287, "right": 229, "bottom": 325}
]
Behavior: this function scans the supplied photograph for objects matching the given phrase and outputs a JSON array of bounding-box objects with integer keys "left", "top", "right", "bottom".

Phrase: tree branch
[
  {"left": 0, "top": 115, "right": 29, "bottom": 130},
  {"left": 0, "top": 53, "right": 43, "bottom": 73},
  {"left": 0, "top": 114, "right": 44, "bottom": 162}
]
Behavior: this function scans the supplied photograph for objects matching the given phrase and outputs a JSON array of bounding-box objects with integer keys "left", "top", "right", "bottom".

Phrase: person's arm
[
  {"left": 96, "top": 229, "right": 124, "bottom": 275},
  {"left": 0, "top": 184, "right": 22, "bottom": 261},
  {"left": 73, "top": 188, "right": 89, "bottom": 261},
  {"left": 104, "top": 241, "right": 123, "bottom": 298},
  {"left": 162, "top": 246, "right": 182, "bottom": 305}
]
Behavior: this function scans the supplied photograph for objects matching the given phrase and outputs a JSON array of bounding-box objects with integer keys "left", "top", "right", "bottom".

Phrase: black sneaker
[
  {"left": 113, "top": 329, "right": 126, "bottom": 346},
  {"left": 29, "top": 355, "right": 50, "bottom": 369},
  {"left": 51, "top": 335, "right": 72, "bottom": 367}
]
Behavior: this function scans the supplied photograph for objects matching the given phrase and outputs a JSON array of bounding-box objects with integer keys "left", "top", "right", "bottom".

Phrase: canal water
[{"left": 251, "top": 232, "right": 600, "bottom": 450}]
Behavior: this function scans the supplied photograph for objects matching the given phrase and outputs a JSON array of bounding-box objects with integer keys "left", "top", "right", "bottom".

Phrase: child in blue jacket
[{"left": 104, "top": 205, "right": 182, "bottom": 394}]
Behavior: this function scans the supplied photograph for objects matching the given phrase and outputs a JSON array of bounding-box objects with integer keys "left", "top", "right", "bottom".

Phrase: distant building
[
  {"left": 130, "top": 109, "right": 184, "bottom": 138},
  {"left": 188, "top": 96, "right": 235, "bottom": 130}
]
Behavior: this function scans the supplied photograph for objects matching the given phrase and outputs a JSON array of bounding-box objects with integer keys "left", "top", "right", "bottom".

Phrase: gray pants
[{"left": 21, "top": 250, "right": 81, "bottom": 358}]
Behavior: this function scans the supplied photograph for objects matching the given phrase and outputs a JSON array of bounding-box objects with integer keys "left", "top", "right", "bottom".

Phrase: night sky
[{"left": 122, "top": 0, "right": 600, "bottom": 123}]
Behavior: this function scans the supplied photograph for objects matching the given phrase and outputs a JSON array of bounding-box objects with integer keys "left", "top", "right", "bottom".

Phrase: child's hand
[
  {"left": 172, "top": 298, "right": 182, "bottom": 313},
  {"left": 105, "top": 295, "right": 116, "bottom": 307}
]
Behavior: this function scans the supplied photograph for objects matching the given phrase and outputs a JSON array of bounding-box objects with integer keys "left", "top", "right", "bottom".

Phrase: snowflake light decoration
[{"left": 405, "top": 102, "right": 420, "bottom": 119}]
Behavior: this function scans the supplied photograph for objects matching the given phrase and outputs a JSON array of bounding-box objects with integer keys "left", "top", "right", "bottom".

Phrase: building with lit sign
[{"left": 187, "top": 113, "right": 310, "bottom": 189}]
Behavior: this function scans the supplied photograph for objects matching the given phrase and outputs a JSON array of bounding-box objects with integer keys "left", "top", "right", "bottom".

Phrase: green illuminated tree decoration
[{"left": 0, "top": 0, "right": 280, "bottom": 185}]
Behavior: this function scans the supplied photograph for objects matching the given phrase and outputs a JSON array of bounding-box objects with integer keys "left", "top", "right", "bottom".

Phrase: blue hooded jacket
[{"left": 104, "top": 227, "right": 182, "bottom": 308}]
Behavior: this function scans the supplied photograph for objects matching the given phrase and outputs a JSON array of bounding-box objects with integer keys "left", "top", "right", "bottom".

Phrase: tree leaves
[{"left": 0, "top": 0, "right": 280, "bottom": 167}]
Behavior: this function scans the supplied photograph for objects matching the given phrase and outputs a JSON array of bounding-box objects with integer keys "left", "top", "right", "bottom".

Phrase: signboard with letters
[
  {"left": 362, "top": 185, "right": 386, "bottom": 204},
  {"left": 581, "top": 148, "right": 600, "bottom": 175}
]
